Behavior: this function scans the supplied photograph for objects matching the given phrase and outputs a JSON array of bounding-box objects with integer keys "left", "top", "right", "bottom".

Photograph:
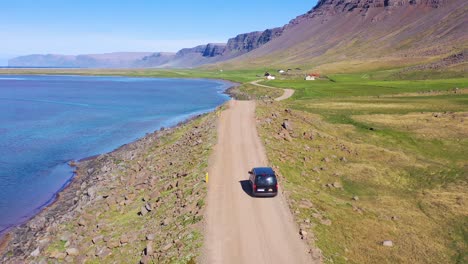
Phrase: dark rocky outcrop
[{"left": 224, "top": 27, "right": 284, "bottom": 54}]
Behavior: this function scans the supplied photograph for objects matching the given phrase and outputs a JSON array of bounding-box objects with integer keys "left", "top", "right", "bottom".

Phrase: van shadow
[{"left": 239, "top": 180, "right": 253, "bottom": 197}]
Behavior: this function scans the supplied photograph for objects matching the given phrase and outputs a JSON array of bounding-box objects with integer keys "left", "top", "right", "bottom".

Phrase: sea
[{"left": 0, "top": 75, "right": 231, "bottom": 234}]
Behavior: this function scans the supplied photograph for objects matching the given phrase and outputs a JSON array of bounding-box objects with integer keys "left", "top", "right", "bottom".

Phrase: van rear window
[{"left": 256, "top": 175, "right": 277, "bottom": 185}]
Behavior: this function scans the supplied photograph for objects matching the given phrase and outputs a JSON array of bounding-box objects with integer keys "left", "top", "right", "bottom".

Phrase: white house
[
  {"left": 305, "top": 73, "right": 320, "bottom": 81},
  {"left": 266, "top": 75, "right": 276, "bottom": 80},
  {"left": 278, "top": 69, "right": 285, "bottom": 74}
]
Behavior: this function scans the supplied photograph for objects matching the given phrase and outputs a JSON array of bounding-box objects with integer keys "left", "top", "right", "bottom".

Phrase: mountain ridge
[{"left": 9, "top": 0, "right": 466, "bottom": 71}]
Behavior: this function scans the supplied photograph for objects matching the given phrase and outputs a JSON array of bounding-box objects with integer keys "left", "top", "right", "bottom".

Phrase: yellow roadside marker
[{"left": 205, "top": 172, "right": 209, "bottom": 183}]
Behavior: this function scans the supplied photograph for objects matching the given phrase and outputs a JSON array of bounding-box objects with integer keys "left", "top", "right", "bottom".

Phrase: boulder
[
  {"left": 383, "top": 240, "right": 394, "bottom": 247},
  {"left": 282, "top": 119, "right": 293, "bottom": 130},
  {"left": 140, "top": 206, "right": 149, "bottom": 216},
  {"left": 95, "top": 247, "right": 112, "bottom": 258},
  {"left": 66, "top": 248, "right": 80, "bottom": 256},
  {"left": 28, "top": 216, "right": 47, "bottom": 230},
  {"left": 161, "top": 243, "right": 173, "bottom": 252},
  {"left": 145, "top": 241, "right": 154, "bottom": 256},
  {"left": 30, "top": 247, "right": 40, "bottom": 257}
]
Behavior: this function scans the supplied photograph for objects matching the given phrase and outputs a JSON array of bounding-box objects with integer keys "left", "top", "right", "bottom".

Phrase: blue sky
[{"left": 0, "top": 0, "right": 318, "bottom": 65}]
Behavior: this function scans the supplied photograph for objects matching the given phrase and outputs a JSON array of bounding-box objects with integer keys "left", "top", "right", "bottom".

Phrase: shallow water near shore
[{"left": 0, "top": 75, "right": 230, "bottom": 233}]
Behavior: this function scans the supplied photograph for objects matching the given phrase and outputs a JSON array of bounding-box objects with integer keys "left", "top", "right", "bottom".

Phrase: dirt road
[
  {"left": 250, "top": 80, "right": 295, "bottom": 101},
  {"left": 202, "top": 86, "right": 315, "bottom": 263}
]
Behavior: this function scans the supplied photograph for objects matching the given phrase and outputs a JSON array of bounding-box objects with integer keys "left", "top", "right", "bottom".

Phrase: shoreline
[
  {"left": 0, "top": 79, "right": 238, "bottom": 261},
  {"left": 0, "top": 105, "right": 223, "bottom": 262}
]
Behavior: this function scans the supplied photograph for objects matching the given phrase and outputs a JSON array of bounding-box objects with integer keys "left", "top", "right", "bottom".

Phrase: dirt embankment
[{"left": 1, "top": 110, "right": 219, "bottom": 263}]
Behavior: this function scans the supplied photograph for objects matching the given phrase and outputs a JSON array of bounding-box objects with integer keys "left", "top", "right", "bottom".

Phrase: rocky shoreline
[{"left": 0, "top": 107, "right": 222, "bottom": 263}]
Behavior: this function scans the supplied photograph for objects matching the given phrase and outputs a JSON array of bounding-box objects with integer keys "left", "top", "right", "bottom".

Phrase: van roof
[{"left": 254, "top": 167, "right": 275, "bottom": 175}]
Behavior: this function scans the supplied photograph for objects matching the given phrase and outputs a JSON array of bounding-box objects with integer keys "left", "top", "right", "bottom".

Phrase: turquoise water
[{"left": 0, "top": 75, "right": 231, "bottom": 233}]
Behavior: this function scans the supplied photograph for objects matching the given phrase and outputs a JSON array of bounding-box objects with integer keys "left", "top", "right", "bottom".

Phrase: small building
[
  {"left": 305, "top": 73, "right": 320, "bottom": 81},
  {"left": 278, "top": 69, "right": 285, "bottom": 74},
  {"left": 264, "top": 72, "right": 276, "bottom": 80}
]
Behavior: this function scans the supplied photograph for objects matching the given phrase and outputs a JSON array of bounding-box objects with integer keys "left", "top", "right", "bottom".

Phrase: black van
[{"left": 248, "top": 167, "right": 278, "bottom": 197}]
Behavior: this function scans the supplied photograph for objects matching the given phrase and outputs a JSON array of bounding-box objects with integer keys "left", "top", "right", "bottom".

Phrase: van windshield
[{"left": 256, "top": 175, "right": 277, "bottom": 186}]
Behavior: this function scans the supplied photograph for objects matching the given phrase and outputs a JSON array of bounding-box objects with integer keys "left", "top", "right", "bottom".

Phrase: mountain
[
  {"left": 8, "top": 52, "right": 153, "bottom": 68},
  {"left": 9, "top": 0, "right": 466, "bottom": 70},
  {"left": 138, "top": 28, "right": 285, "bottom": 68},
  {"left": 218, "top": 0, "right": 467, "bottom": 72}
]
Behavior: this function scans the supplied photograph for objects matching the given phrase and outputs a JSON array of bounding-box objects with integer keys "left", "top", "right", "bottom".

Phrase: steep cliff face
[
  {"left": 203, "top": 43, "right": 227, "bottom": 57},
  {"left": 222, "top": 0, "right": 466, "bottom": 70},
  {"left": 224, "top": 27, "right": 284, "bottom": 54}
]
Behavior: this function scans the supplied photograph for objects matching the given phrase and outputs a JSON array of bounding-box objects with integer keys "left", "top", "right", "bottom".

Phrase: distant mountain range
[{"left": 9, "top": 0, "right": 467, "bottom": 71}]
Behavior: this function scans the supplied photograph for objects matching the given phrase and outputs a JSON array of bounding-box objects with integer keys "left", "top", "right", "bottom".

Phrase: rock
[
  {"left": 383, "top": 240, "right": 394, "bottom": 247},
  {"left": 59, "top": 232, "right": 72, "bottom": 242},
  {"left": 300, "top": 229, "right": 308, "bottom": 239},
  {"left": 78, "top": 219, "right": 86, "bottom": 227},
  {"left": 140, "top": 206, "right": 149, "bottom": 216},
  {"left": 140, "top": 255, "right": 149, "bottom": 264},
  {"left": 50, "top": 252, "right": 67, "bottom": 259},
  {"left": 146, "top": 234, "right": 156, "bottom": 241},
  {"left": 303, "top": 131, "right": 314, "bottom": 140},
  {"left": 145, "top": 241, "right": 154, "bottom": 256},
  {"left": 352, "top": 196, "right": 359, "bottom": 201},
  {"left": 86, "top": 186, "right": 98, "bottom": 199},
  {"left": 66, "top": 248, "right": 79, "bottom": 256},
  {"left": 92, "top": 235, "right": 104, "bottom": 244},
  {"left": 120, "top": 235, "right": 129, "bottom": 244},
  {"left": 161, "top": 218, "right": 170, "bottom": 226},
  {"left": 332, "top": 182, "right": 342, "bottom": 188},
  {"left": 145, "top": 203, "right": 153, "bottom": 212},
  {"left": 353, "top": 206, "right": 364, "bottom": 214},
  {"left": 95, "top": 247, "right": 112, "bottom": 258},
  {"left": 161, "top": 243, "right": 173, "bottom": 252},
  {"left": 322, "top": 157, "right": 331, "bottom": 163},
  {"left": 340, "top": 157, "right": 348, "bottom": 162},
  {"left": 107, "top": 240, "right": 120, "bottom": 249},
  {"left": 28, "top": 216, "right": 47, "bottom": 230},
  {"left": 30, "top": 247, "right": 40, "bottom": 257},
  {"left": 282, "top": 119, "right": 293, "bottom": 130}
]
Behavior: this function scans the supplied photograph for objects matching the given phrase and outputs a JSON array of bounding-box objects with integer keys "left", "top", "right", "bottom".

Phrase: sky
[{"left": 0, "top": 0, "right": 318, "bottom": 65}]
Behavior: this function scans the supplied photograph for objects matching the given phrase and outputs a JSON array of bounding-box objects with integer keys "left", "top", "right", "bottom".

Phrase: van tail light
[
  {"left": 276, "top": 183, "right": 278, "bottom": 190},
  {"left": 253, "top": 184, "right": 257, "bottom": 191}
]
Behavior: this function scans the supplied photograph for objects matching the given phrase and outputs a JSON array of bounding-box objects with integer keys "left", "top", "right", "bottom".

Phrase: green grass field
[{"left": 255, "top": 73, "right": 467, "bottom": 263}]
